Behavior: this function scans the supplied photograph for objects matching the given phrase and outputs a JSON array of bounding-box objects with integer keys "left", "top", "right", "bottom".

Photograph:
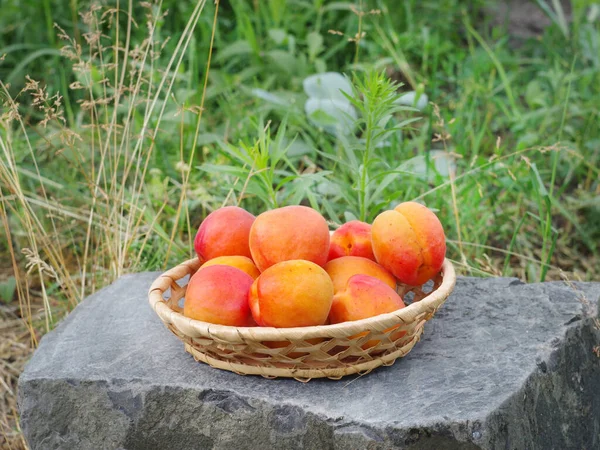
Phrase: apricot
[
  {"left": 200, "top": 256, "right": 260, "bottom": 280},
  {"left": 324, "top": 256, "right": 396, "bottom": 293},
  {"left": 372, "top": 201, "right": 446, "bottom": 286},
  {"left": 249, "top": 205, "right": 330, "bottom": 272},
  {"left": 194, "top": 206, "right": 255, "bottom": 261},
  {"left": 328, "top": 220, "right": 376, "bottom": 261},
  {"left": 329, "top": 274, "right": 406, "bottom": 324},
  {"left": 249, "top": 260, "right": 333, "bottom": 328},
  {"left": 183, "top": 265, "right": 254, "bottom": 326},
  {"left": 329, "top": 274, "right": 406, "bottom": 349}
]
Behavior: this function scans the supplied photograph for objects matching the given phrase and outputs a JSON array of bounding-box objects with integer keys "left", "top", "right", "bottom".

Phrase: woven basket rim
[{"left": 148, "top": 258, "right": 456, "bottom": 342}]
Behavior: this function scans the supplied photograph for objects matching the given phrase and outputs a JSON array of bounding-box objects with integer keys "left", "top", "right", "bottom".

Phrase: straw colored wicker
[{"left": 149, "top": 258, "right": 455, "bottom": 381}]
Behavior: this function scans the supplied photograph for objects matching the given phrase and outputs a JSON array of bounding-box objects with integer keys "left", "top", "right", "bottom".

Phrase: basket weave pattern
[{"left": 149, "top": 258, "right": 456, "bottom": 380}]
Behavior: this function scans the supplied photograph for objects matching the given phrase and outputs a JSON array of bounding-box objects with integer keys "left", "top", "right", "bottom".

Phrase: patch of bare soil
[{"left": 487, "top": 0, "right": 571, "bottom": 39}]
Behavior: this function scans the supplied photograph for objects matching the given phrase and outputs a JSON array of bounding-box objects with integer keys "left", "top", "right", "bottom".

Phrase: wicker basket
[{"left": 148, "top": 258, "right": 456, "bottom": 381}]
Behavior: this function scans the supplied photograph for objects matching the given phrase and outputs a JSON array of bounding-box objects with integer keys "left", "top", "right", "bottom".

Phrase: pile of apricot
[{"left": 184, "top": 202, "right": 446, "bottom": 329}]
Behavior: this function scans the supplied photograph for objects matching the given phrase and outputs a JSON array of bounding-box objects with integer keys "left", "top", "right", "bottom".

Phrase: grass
[{"left": 1, "top": 0, "right": 599, "bottom": 447}]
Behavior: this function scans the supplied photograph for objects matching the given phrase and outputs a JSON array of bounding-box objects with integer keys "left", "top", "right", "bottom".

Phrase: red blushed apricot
[
  {"left": 200, "top": 256, "right": 260, "bottom": 280},
  {"left": 194, "top": 206, "right": 255, "bottom": 261},
  {"left": 183, "top": 265, "right": 254, "bottom": 326},
  {"left": 328, "top": 220, "right": 376, "bottom": 262},
  {"left": 372, "top": 202, "right": 446, "bottom": 286},
  {"left": 329, "top": 274, "right": 406, "bottom": 349},
  {"left": 329, "top": 274, "right": 406, "bottom": 324},
  {"left": 324, "top": 256, "right": 396, "bottom": 293},
  {"left": 249, "top": 260, "right": 333, "bottom": 328},
  {"left": 249, "top": 206, "right": 330, "bottom": 272}
]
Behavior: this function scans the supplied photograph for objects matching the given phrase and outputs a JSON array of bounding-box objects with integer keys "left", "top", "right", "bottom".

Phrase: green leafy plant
[
  {"left": 200, "top": 120, "right": 332, "bottom": 212},
  {"left": 309, "top": 71, "right": 420, "bottom": 222}
]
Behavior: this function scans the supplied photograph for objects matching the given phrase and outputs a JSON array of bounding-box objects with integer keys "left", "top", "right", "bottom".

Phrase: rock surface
[{"left": 19, "top": 273, "right": 600, "bottom": 450}]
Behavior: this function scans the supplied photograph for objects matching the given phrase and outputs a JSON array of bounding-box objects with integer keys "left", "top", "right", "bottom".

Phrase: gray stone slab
[{"left": 19, "top": 273, "right": 600, "bottom": 450}]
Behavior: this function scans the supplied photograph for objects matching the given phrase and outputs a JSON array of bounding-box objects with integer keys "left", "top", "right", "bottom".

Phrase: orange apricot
[
  {"left": 249, "top": 205, "right": 330, "bottom": 272},
  {"left": 329, "top": 274, "right": 406, "bottom": 349},
  {"left": 371, "top": 201, "right": 446, "bottom": 286},
  {"left": 328, "top": 220, "right": 376, "bottom": 261},
  {"left": 183, "top": 265, "right": 254, "bottom": 326},
  {"left": 324, "top": 256, "right": 396, "bottom": 293},
  {"left": 200, "top": 256, "right": 260, "bottom": 280},
  {"left": 249, "top": 260, "right": 333, "bottom": 328},
  {"left": 329, "top": 274, "right": 406, "bottom": 324},
  {"left": 194, "top": 206, "right": 255, "bottom": 261}
]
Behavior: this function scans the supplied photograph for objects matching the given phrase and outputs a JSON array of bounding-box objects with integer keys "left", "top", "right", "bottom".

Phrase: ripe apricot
[
  {"left": 329, "top": 274, "right": 406, "bottom": 349},
  {"left": 372, "top": 201, "right": 446, "bottom": 286},
  {"left": 249, "top": 205, "right": 330, "bottom": 272},
  {"left": 183, "top": 265, "right": 254, "bottom": 326},
  {"left": 249, "top": 260, "right": 333, "bottom": 328},
  {"left": 324, "top": 256, "right": 396, "bottom": 293},
  {"left": 194, "top": 206, "right": 255, "bottom": 261},
  {"left": 200, "top": 256, "right": 260, "bottom": 280},
  {"left": 328, "top": 220, "right": 376, "bottom": 261},
  {"left": 329, "top": 274, "right": 406, "bottom": 324}
]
